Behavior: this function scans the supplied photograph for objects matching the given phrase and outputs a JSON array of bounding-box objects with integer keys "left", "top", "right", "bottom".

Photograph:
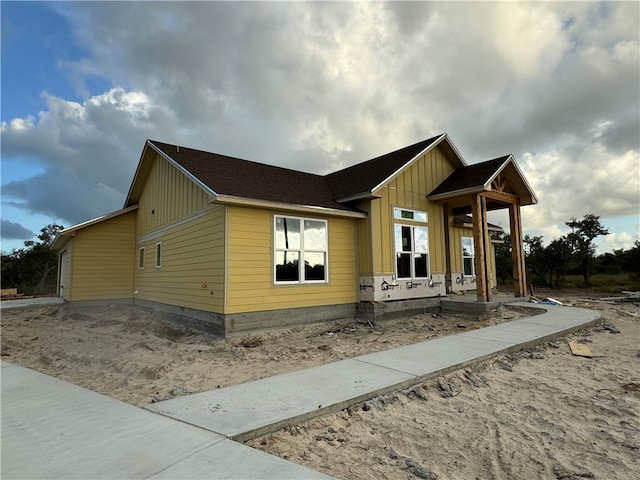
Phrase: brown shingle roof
[
  {"left": 148, "top": 140, "right": 355, "bottom": 212},
  {"left": 325, "top": 135, "right": 444, "bottom": 200},
  {"left": 148, "top": 135, "right": 446, "bottom": 211},
  {"left": 428, "top": 156, "right": 510, "bottom": 197}
]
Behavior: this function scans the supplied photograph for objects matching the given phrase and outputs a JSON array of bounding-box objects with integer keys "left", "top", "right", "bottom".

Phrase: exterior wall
[
  {"left": 226, "top": 205, "right": 359, "bottom": 314},
  {"left": 132, "top": 152, "right": 225, "bottom": 313},
  {"left": 68, "top": 211, "right": 136, "bottom": 301},
  {"left": 58, "top": 241, "right": 74, "bottom": 300},
  {"left": 357, "top": 146, "right": 455, "bottom": 301},
  {"left": 135, "top": 153, "right": 209, "bottom": 236},
  {"left": 134, "top": 204, "right": 225, "bottom": 313},
  {"left": 448, "top": 222, "right": 498, "bottom": 292}
]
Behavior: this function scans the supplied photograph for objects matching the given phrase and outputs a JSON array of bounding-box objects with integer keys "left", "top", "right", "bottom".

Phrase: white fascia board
[
  {"left": 428, "top": 185, "right": 485, "bottom": 202},
  {"left": 334, "top": 191, "right": 384, "bottom": 203},
  {"left": 51, "top": 205, "right": 139, "bottom": 250},
  {"left": 441, "top": 133, "right": 469, "bottom": 168},
  {"left": 146, "top": 141, "right": 218, "bottom": 197},
  {"left": 509, "top": 156, "right": 539, "bottom": 204},
  {"left": 370, "top": 134, "right": 448, "bottom": 194},
  {"left": 484, "top": 156, "right": 513, "bottom": 189},
  {"left": 212, "top": 194, "right": 367, "bottom": 219},
  {"left": 123, "top": 142, "right": 151, "bottom": 208}
]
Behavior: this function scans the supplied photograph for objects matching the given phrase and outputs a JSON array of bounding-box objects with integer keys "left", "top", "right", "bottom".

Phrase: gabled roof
[
  {"left": 124, "top": 134, "right": 467, "bottom": 216},
  {"left": 144, "top": 140, "right": 356, "bottom": 214},
  {"left": 122, "top": 134, "right": 532, "bottom": 218},
  {"left": 51, "top": 205, "right": 138, "bottom": 251},
  {"left": 325, "top": 133, "right": 466, "bottom": 202},
  {"left": 428, "top": 155, "right": 538, "bottom": 206}
]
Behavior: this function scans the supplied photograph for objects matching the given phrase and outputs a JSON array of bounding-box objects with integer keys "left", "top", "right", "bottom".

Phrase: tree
[
  {"left": 493, "top": 232, "right": 513, "bottom": 285},
  {"left": 1, "top": 224, "right": 64, "bottom": 295},
  {"left": 566, "top": 214, "right": 609, "bottom": 286}
]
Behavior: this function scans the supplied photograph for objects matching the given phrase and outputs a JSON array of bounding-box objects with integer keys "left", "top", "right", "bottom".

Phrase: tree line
[
  {"left": 1, "top": 215, "right": 638, "bottom": 296},
  {"left": 495, "top": 213, "right": 640, "bottom": 289},
  {"left": 1, "top": 224, "right": 63, "bottom": 296}
]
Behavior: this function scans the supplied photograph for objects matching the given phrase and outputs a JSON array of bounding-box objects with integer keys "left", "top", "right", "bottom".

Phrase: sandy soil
[{"left": 1, "top": 292, "right": 638, "bottom": 479}]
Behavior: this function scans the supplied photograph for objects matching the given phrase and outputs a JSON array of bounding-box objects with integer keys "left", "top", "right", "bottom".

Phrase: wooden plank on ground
[{"left": 569, "top": 342, "right": 593, "bottom": 358}]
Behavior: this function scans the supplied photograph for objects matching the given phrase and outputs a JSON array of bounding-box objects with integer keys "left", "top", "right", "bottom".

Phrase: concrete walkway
[
  {"left": 1, "top": 303, "right": 600, "bottom": 479},
  {"left": 0, "top": 296, "right": 64, "bottom": 310}
]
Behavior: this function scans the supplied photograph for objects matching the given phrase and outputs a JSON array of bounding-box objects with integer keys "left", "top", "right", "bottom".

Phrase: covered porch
[{"left": 429, "top": 155, "right": 538, "bottom": 303}]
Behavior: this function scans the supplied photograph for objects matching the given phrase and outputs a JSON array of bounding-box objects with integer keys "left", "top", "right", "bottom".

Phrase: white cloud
[{"left": 1, "top": 1, "right": 638, "bottom": 254}]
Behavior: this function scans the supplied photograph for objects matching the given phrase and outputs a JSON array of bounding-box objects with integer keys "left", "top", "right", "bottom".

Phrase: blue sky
[{"left": 1, "top": 1, "right": 639, "bottom": 255}]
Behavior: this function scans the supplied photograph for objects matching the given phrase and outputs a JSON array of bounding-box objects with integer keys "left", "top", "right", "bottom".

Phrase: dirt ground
[{"left": 1, "top": 291, "right": 639, "bottom": 479}]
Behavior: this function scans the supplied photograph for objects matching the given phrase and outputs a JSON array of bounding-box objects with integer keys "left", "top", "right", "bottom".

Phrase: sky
[{"left": 1, "top": 1, "right": 639, "bottom": 255}]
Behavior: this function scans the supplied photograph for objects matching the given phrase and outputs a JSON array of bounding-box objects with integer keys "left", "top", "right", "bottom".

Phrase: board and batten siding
[
  {"left": 69, "top": 211, "right": 136, "bottom": 301},
  {"left": 135, "top": 153, "right": 210, "bottom": 236},
  {"left": 134, "top": 205, "right": 225, "bottom": 313},
  {"left": 226, "top": 205, "right": 358, "bottom": 314},
  {"left": 449, "top": 223, "right": 498, "bottom": 289},
  {"left": 358, "top": 145, "right": 455, "bottom": 276}
]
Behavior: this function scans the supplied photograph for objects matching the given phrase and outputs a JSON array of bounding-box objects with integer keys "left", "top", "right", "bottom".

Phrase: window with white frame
[
  {"left": 393, "top": 207, "right": 428, "bottom": 223},
  {"left": 462, "top": 236, "right": 474, "bottom": 276},
  {"left": 274, "top": 216, "right": 327, "bottom": 283},
  {"left": 155, "top": 242, "right": 162, "bottom": 268},
  {"left": 138, "top": 247, "right": 145, "bottom": 270},
  {"left": 395, "top": 224, "right": 429, "bottom": 279}
]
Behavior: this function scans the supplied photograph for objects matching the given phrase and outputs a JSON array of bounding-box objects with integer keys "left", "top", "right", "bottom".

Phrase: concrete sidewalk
[
  {"left": 146, "top": 303, "right": 601, "bottom": 442},
  {"left": 0, "top": 296, "right": 64, "bottom": 310},
  {"left": 0, "top": 361, "right": 333, "bottom": 480},
  {"left": 2, "top": 302, "right": 600, "bottom": 479}
]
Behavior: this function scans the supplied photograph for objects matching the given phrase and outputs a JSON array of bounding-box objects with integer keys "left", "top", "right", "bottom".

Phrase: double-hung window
[
  {"left": 274, "top": 216, "right": 327, "bottom": 284},
  {"left": 462, "top": 236, "right": 474, "bottom": 276},
  {"left": 394, "top": 208, "right": 429, "bottom": 280}
]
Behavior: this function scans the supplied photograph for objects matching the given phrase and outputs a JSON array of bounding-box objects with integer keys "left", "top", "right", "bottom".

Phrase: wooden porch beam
[
  {"left": 471, "top": 194, "right": 492, "bottom": 302},
  {"left": 480, "top": 190, "right": 520, "bottom": 205},
  {"left": 509, "top": 203, "right": 527, "bottom": 297}
]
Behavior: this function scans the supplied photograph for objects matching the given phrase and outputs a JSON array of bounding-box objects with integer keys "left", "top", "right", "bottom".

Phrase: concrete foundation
[
  {"left": 45, "top": 292, "right": 530, "bottom": 338},
  {"left": 357, "top": 297, "right": 442, "bottom": 323}
]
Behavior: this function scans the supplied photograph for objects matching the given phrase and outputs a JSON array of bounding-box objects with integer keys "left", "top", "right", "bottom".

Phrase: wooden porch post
[
  {"left": 509, "top": 203, "right": 527, "bottom": 297},
  {"left": 471, "top": 194, "right": 492, "bottom": 302}
]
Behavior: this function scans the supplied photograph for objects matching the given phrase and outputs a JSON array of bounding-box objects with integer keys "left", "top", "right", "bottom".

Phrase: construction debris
[{"left": 569, "top": 342, "right": 593, "bottom": 358}]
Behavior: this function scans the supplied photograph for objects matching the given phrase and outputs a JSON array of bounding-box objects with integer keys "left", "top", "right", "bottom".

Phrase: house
[{"left": 52, "top": 133, "right": 537, "bottom": 336}]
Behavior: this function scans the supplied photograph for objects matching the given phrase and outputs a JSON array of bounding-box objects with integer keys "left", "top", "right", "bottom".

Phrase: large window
[
  {"left": 395, "top": 224, "right": 429, "bottom": 279},
  {"left": 462, "top": 236, "right": 474, "bottom": 276},
  {"left": 274, "top": 216, "right": 327, "bottom": 283}
]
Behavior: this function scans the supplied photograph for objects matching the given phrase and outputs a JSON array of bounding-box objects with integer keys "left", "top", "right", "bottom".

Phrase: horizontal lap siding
[
  {"left": 70, "top": 212, "right": 136, "bottom": 300},
  {"left": 135, "top": 206, "right": 225, "bottom": 313},
  {"left": 227, "top": 206, "right": 358, "bottom": 314}
]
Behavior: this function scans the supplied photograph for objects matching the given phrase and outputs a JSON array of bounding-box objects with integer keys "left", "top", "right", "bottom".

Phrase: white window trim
[
  {"left": 138, "top": 247, "right": 145, "bottom": 270},
  {"left": 393, "top": 207, "right": 428, "bottom": 223},
  {"left": 274, "top": 215, "right": 328, "bottom": 285},
  {"left": 155, "top": 242, "right": 162, "bottom": 269},
  {"left": 395, "top": 223, "right": 430, "bottom": 280},
  {"left": 462, "top": 236, "right": 475, "bottom": 277}
]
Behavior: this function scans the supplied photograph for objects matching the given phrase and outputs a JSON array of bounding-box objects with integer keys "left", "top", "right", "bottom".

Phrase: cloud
[
  {"left": 1, "top": 219, "right": 34, "bottom": 241},
  {"left": 1, "top": 1, "right": 638, "bottom": 247}
]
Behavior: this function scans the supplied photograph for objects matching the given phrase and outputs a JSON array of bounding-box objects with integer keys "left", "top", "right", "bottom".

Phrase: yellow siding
[
  {"left": 450, "top": 223, "right": 498, "bottom": 279},
  {"left": 70, "top": 212, "right": 136, "bottom": 301},
  {"left": 136, "top": 153, "right": 209, "bottom": 236},
  {"left": 134, "top": 205, "right": 225, "bottom": 313},
  {"left": 226, "top": 206, "right": 358, "bottom": 314},
  {"left": 360, "top": 146, "right": 456, "bottom": 276}
]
